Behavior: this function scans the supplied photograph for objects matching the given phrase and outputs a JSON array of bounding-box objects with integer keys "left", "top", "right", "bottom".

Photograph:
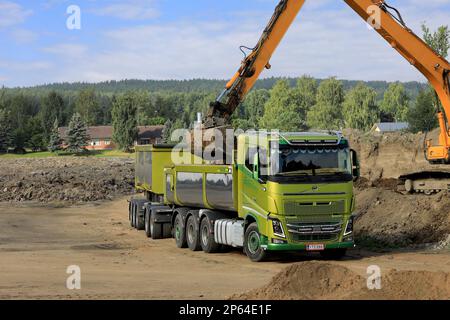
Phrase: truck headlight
[
  {"left": 344, "top": 216, "right": 353, "bottom": 235},
  {"left": 271, "top": 219, "right": 286, "bottom": 238}
]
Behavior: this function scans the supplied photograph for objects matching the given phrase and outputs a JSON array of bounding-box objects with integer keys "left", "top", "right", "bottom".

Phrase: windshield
[{"left": 270, "top": 145, "right": 352, "bottom": 177}]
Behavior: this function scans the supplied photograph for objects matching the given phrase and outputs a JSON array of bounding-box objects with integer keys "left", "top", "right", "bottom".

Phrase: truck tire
[
  {"left": 174, "top": 213, "right": 187, "bottom": 248},
  {"left": 200, "top": 217, "right": 220, "bottom": 253},
  {"left": 162, "top": 223, "right": 172, "bottom": 238},
  {"left": 186, "top": 215, "right": 201, "bottom": 251},
  {"left": 131, "top": 204, "right": 136, "bottom": 228},
  {"left": 244, "top": 222, "right": 267, "bottom": 262},
  {"left": 144, "top": 209, "right": 151, "bottom": 238},
  {"left": 136, "top": 207, "right": 145, "bottom": 231},
  {"left": 150, "top": 210, "right": 163, "bottom": 239},
  {"left": 320, "top": 249, "right": 347, "bottom": 260},
  {"left": 128, "top": 202, "right": 132, "bottom": 222}
]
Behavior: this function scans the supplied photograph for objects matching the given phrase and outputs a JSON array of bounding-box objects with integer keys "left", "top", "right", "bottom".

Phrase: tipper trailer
[{"left": 129, "top": 131, "right": 360, "bottom": 262}]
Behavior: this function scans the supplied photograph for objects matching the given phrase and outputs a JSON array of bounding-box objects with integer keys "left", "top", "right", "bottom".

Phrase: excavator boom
[
  {"left": 204, "top": 0, "right": 450, "bottom": 168},
  {"left": 204, "top": 0, "right": 306, "bottom": 128},
  {"left": 345, "top": 0, "right": 450, "bottom": 163}
]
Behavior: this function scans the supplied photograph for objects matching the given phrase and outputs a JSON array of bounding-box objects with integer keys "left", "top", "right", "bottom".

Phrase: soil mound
[
  {"left": 0, "top": 157, "right": 135, "bottom": 204},
  {"left": 345, "top": 128, "right": 446, "bottom": 181},
  {"left": 235, "top": 261, "right": 450, "bottom": 300},
  {"left": 355, "top": 188, "right": 450, "bottom": 247}
]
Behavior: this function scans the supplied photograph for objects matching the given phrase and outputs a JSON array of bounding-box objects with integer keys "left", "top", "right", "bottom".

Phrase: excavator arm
[
  {"left": 204, "top": 0, "right": 306, "bottom": 128},
  {"left": 205, "top": 0, "right": 450, "bottom": 162},
  {"left": 345, "top": 0, "right": 450, "bottom": 163}
]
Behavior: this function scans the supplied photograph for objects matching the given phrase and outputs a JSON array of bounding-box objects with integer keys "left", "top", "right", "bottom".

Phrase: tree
[
  {"left": 343, "top": 83, "right": 379, "bottom": 131},
  {"left": 407, "top": 89, "right": 438, "bottom": 133},
  {"left": 27, "top": 116, "right": 45, "bottom": 151},
  {"left": 259, "top": 80, "right": 304, "bottom": 131},
  {"left": 0, "top": 109, "right": 13, "bottom": 152},
  {"left": 75, "top": 89, "right": 101, "bottom": 126},
  {"left": 380, "top": 82, "right": 410, "bottom": 121},
  {"left": 161, "top": 119, "right": 173, "bottom": 143},
  {"left": 40, "top": 91, "right": 64, "bottom": 143},
  {"left": 48, "top": 118, "right": 63, "bottom": 152},
  {"left": 237, "top": 89, "right": 270, "bottom": 129},
  {"left": 293, "top": 75, "right": 317, "bottom": 114},
  {"left": 422, "top": 24, "right": 450, "bottom": 114},
  {"left": 66, "top": 113, "right": 90, "bottom": 153},
  {"left": 112, "top": 92, "right": 139, "bottom": 152},
  {"left": 307, "top": 78, "right": 344, "bottom": 130},
  {"left": 422, "top": 24, "right": 449, "bottom": 58}
]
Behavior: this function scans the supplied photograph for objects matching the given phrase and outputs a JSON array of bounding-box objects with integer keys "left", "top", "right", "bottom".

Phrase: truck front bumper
[{"left": 261, "top": 237, "right": 354, "bottom": 251}]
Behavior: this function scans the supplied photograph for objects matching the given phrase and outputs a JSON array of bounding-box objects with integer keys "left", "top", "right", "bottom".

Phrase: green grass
[{"left": 0, "top": 149, "right": 135, "bottom": 159}]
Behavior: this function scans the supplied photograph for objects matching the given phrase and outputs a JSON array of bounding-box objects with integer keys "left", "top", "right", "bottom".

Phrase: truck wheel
[
  {"left": 144, "top": 209, "right": 151, "bottom": 238},
  {"left": 320, "top": 249, "right": 347, "bottom": 260},
  {"left": 174, "top": 214, "right": 187, "bottom": 248},
  {"left": 200, "top": 217, "right": 220, "bottom": 253},
  {"left": 131, "top": 204, "right": 136, "bottom": 228},
  {"left": 136, "top": 206, "right": 145, "bottom": 231},
  {"left": 186, "top": 215, "right": 201, "bottom": 251},
  {"left": 244, "top": 223, "right": 267, "bottom": 262},
  {"left": 150, "top": 210, "right": 163, "bottom": 239},
  {"left": 162, "top": 223, "right": 172, "bottom": 239},
  {"left": 128, "top": 202, "right": 132, "bottom": 222}
]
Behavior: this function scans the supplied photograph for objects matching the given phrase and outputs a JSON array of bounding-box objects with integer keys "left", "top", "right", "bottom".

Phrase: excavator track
[{"left": 398, "top": 170, "right": 450, "bottom": 194}]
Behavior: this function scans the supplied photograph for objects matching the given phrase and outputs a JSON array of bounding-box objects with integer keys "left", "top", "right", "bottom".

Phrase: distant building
[
  {"left": 58, "top": 125, "right": 163, "bottom": 150},
  {"left": 371, "top": 122, "right": 409, "bottom": 133},
  {"left": 137, "top": 126, "right": 164, "bottom": 145}
]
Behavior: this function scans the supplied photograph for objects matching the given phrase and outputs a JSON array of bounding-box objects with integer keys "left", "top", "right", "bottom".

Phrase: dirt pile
[
  {"left": 0, "top": 157, "right": 135, "bottom": 204},
  {"left": 345, "top": 128, "right": 446, "bottom": 182},
  {"left": 341, "top": 129, "right": 450, "bottom": 247},
  {"left": 355, "top": 188, "right": 450, "bottom": 247},
  {"left": 235, "top": 261, "right": 450, "bottom": 300}
]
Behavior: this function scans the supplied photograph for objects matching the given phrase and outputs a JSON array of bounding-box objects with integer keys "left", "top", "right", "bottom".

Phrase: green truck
[{"left": 128, "top": 130, "right": 359, "bottom": 262}]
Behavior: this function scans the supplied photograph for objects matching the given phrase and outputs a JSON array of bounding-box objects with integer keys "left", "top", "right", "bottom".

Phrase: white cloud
[
  {"left": 0, "top": 1, "right": 32, "bottom": 28},
  {"left": 3, "top": 0, "right": 450, "bottom": 86},
  {"left": 9, "top": 28, "right": 38, "bottom": 43},
  {"left": 43, "top": 43, "right": 88, "bottom": 59},
  {"left": 91, "top": 0, "right": 159, "bottom": 20}
]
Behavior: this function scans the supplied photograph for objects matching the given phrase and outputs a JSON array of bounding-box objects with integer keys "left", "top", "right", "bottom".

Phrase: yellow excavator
[{"left": 203, "top": 0, "right": 450, "bottom": 194}]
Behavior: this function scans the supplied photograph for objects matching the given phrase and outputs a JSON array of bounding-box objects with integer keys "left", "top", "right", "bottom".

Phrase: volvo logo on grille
[{"left": 313, "top": 226, "right": 321, "bottom": 232}]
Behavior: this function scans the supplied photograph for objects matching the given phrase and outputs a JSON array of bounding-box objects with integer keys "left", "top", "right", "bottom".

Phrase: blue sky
[{"left": 0, "top": 0, "right": 449, "bottom": 87}]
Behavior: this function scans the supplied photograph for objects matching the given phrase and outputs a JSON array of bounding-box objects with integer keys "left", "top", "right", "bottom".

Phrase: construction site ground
[{"left": 0, "top": 129, "right": 449, "bottom": 300}]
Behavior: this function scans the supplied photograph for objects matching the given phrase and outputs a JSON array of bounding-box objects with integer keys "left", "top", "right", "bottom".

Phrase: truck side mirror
[
  {"left": 252, "top": 153, "right": 259, "bottom": 180},
  {"left": 351, "top": 149, "right": 360, "bottom": 182}
]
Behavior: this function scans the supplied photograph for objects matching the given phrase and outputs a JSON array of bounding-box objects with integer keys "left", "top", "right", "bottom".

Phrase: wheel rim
[
  {"left": 201, "top": 224, "right": 208, "bottom": 246},
  {"left": 187, "top": 223, "right": 194, "bottom": 243},
  {"left": 247, "top": 231, "right": 260, "bottom": 255}
]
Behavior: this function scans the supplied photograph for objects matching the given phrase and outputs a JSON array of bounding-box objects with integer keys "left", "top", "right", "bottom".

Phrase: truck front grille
[
  {"left": 287, "top": 221, "right": 342, "bottom": 242},
  {"left": 284, "top": 200, "right": 345, "bottom": 215}
]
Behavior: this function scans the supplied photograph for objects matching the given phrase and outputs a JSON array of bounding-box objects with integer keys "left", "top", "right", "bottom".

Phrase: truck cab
[{"left": 236, "top": 131, "right": 359, "bottom": 261}]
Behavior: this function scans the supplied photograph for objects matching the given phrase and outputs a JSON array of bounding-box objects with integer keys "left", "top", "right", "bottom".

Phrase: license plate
[{"left": 306, "top": 244, "right": 325, "bottom": 251}]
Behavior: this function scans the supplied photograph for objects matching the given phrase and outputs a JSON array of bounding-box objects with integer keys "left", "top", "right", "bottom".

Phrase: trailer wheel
[
  {"left": 150, "top": 210, "right": 163, "bottom": 239},
  {"left": 136, "top": 206, "right": 145, "bottom": 231},
  {"left": 320, "top": 249, "right": 347, "bottom": 260},
  {"left": 200, "top": 217, "right": 220, "bottom": 253},
  {"left": 174, "top": 214, "right": 187, "bottom": 248},
  {"left": 244, "top": 223, "right": 267, "bottom": 262},
  {"left": 128, "top": 202, "right": 132, "bottom": 222},
  {"left": 131, "top": 204, "right": 136, "bottom": 228},
  {"left": 162, "top": 223, "right": 172, "bottom": 239},
  {"left": 186, "top": 215, "right": 201, "bottom": 251},
  {"left": 144, "top": 209, "right": 151, "bottom": 238}
]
